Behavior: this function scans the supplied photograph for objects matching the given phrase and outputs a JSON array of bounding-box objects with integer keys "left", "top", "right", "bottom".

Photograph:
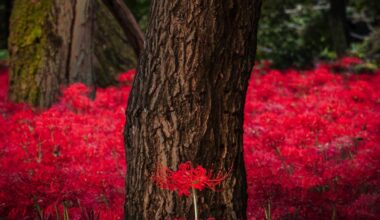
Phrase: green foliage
[
  {"left": 349, "top": 0, "right": 380, "bottom": 24},
  {"left": 125, "top": 0, "right": 380, "bottom": 68},
  {"left": 0, "top": 49, "right": 8, "bottom": 60},
  {"left": 257, "top": 1, "right": 330, "bottom": 69},
  {"left": 360, "top": 28, "right": 380, "bottom": 65},
  {"left": 126, "top": 0, "right": 151, "bottom": 31},
  {"left": 257, "top": 0, "right": 380, "bottom": 69}
]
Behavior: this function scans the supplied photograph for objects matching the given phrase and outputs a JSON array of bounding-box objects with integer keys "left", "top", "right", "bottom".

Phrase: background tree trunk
[
  {"left": 102, "top": 0, "right": 145, "bottom": 57},
  {"left": 8, "top": 0, "right": 137, "bottom": 107},
  {"left": 9, "top": 0, "right": 93, "bottom": 107},
  {"left": 94, "top": 0, "right": 138, "bottom": 87},
  {"left": 0, "top": 0, "right": 11, "bottom": 49},
  {"left": 329, "top": 0, "right": 348, "bottom": 57},
  {"left": 124, "top": 1, "right": 262, "bottom": 219}
]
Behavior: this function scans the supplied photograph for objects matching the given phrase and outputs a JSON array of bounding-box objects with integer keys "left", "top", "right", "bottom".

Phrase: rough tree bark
[
  {"left": 329, "top": 0, "right": 348, "bottom": 57},
  {"left": 8, "top": 0, "right": 137, "bottom": 107},
  {"left": 8, "top": 0, "right": 95, "bottom": 107},
  {"left": 124, "top": 1, "right": 262, "bottom": 219}
]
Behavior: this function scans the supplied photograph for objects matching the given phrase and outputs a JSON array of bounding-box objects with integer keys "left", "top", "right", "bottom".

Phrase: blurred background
[
  {"left": 0, "top": 1, "right": 379, "bottom": 219},
  {"left": 0, "top": 0, "right": 379, "bottom": 69}
]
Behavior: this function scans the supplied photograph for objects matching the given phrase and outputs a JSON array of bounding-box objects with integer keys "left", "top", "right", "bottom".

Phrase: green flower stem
[{"left": 192, "top": 187, "right": 198, "bottom": 220}]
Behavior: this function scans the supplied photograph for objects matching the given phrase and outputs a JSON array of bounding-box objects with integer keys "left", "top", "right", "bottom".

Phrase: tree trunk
[
  {"left": 8, "top": 0, "right": 93, "bottom": 107},
  {"left": 124, "top": 1, "right": 262, "bottom": 219},
  {"left": 101, "top": 0, "right": 145, "bottom": 57},
  {"left": 0, "top": 0, "right": 12, "bottom": 49},
  {"left": 8, "top": 0, "right": 137, "bottom": 107},
  {"left": 329, "top": 0, "right": 348, "bottom": 57},
  {"left": 94, "top": 0, "right": 137, "bottom": 87}
]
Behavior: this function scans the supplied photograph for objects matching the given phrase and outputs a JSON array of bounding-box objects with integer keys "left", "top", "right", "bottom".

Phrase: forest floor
[{"left": 0, "top": 58, "right": 379, "bottom": 219}]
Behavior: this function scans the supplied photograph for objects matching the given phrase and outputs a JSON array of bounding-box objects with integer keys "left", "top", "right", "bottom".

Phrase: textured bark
[
  {"left": 8, "top": 0, "right": 95, "bottom": 107},
  {"left": 67, "top": 0, "right": 95, "bottom": 86},
  {"left": 8, "top": 0, "right": 137, "bottom": 107},
  {"left": 124, "top": 1, "right": 262, "bottom": 219},
  {"left": 329, "top": 0, "right": 348, "bottom": 57},
  {"left": 101, "top": 0, "right": 145, "bottom": 57}
]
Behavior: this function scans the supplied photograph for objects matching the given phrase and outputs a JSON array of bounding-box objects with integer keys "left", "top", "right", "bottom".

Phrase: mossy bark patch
[
  {"left": 8, "top": 0, "right": 55, "bottom": 106},
  {"left": 9, "top": 0, "right": 138, "bottom": 107}
]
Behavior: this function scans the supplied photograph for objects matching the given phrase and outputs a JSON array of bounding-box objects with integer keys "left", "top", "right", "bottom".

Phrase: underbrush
[{"left": 0, "top": 58, "right": 379, "bottom": 219}]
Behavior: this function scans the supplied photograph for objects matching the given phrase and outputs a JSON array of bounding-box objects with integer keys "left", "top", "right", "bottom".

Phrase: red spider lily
[
  {"left": 117, "top": 69, "right": 136, "bottom": 84},
  {"left": 1, "top": 58, "right": 380, "bottom": 219},
  {"left": 153, "top": 161, "right": 228, "bottom": 196}
]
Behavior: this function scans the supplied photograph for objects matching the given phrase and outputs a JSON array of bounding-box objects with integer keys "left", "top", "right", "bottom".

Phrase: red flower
[
  {"left": 153, "top": 162, "right": 227, "bottom": 196},
  {"left": 117, "top": 69, "right": 136, "bottom": 84}
]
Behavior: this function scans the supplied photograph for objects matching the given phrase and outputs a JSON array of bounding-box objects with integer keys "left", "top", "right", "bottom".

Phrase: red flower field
[{"left": 0, "top": 58, "right": 379, "bottom": 219}]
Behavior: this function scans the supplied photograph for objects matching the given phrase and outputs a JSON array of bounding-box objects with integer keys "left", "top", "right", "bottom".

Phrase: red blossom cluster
[
  {"left": 245, "top": 58, "right": 380, "bottom": 219},
  {"left": 0, "top": 57, "right": 379, "bottom": 219},
  {"left": 334, "top": 56, "right": 363, "bottom": 69},
  {"left": 0, "top": 69, "right": 135, "bottom": 219},
  {"left": 153, "top": 162, "right": 227, "bottom": 197}
]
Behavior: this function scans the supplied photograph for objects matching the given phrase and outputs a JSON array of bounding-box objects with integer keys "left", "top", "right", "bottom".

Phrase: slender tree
[
  {"left": 95, "top": 0, "right": 140, "bottom": 87},
  {"left": 124, "top": 1, "right": 262, "bottom": 219},
  {"left": 329, "top": 0, "right": 348, "bottom": 57},
  {"left": 0, "top": 0, "right": 11, "bottom": 49},
  {"left": 102, "top": 0, "right": 145, "bottom": 57}
]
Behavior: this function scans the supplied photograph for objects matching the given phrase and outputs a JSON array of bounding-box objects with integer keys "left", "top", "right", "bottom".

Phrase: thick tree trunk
[
  {"left": 8, "top": 0, "right": 94, "bottom": 107},
  {"left": 124, "top": 1, "right": 262, "bottom": 219},
  {"left": 8, "top": 0, "right": 137, "bottom": 107},
  {"left": 329, "top": 0, "right": 348, "bottom": 57}
]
